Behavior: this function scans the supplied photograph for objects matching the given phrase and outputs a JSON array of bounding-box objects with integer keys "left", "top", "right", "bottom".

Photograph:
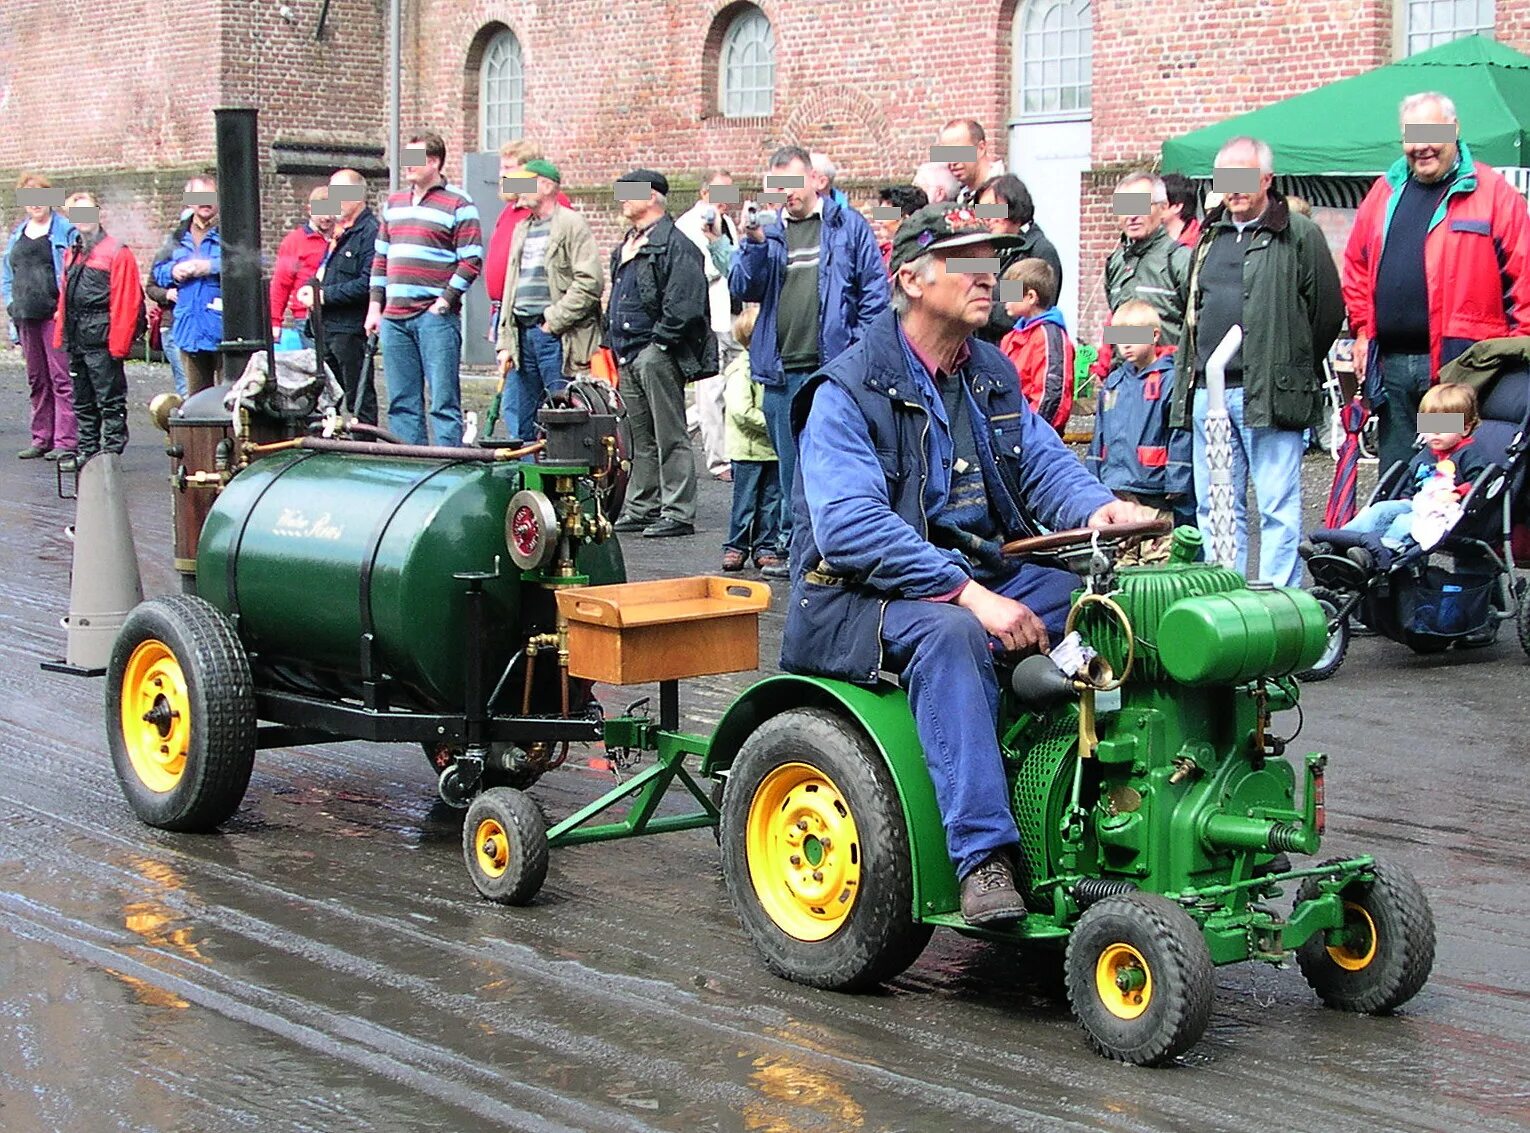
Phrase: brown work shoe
[{"left": 960, "top": 852, "right": 1028, "bottom": 925}]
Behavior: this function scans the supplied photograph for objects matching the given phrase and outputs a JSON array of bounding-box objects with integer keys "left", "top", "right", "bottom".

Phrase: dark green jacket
[
  {"left": 1170, "top": 193, "right": 1344, "bottom": 431},
  {"left": 1104, "top": 225, "right": 1192, "bottom": 346}
]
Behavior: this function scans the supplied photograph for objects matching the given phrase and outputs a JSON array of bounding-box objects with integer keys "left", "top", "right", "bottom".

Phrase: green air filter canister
[{"left": 1156, "top": 583, "right": 1328, "bottom": 686}]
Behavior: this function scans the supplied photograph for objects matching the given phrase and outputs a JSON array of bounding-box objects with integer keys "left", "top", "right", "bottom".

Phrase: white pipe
[{"left": 1202, "top": 326, "right": 1243, "bottom": 571}]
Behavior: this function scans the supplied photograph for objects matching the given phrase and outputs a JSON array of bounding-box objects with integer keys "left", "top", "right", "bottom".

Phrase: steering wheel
[{"left": 999, "top": 519, "right": 1172, "bottom": 558}]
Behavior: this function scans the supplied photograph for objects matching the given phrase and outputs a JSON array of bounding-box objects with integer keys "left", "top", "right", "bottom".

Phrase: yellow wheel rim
[
  {"left": 474, "top": 818, "right": 510, "bottom": 878},
  {"left": 1327, "top": 900, "right": 1379, "bottom": 971},
  {"left": 119, "top": 639, "right": 191, "bottom": 794},
  {"left": 745, "top": 762, "right": 862, "bottom": 942},
  {"left": 1096, "top": 942, "right": 1153, "bottom": 1020}
]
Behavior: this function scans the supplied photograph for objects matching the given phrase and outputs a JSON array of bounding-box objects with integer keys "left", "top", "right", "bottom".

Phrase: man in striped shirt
[{"left": 364, "top": 130, "right": 483, "bottom": 447}]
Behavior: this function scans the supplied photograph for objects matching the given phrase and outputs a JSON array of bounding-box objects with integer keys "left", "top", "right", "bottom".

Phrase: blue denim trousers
[
  {"left": 1377, "top": 352, "right": 1432, "bottom": 475},
  {"left": 1191, "top": 385, "right": 1305, "bottom": 587},
  {"left": 500, "top": 323, "right": 565, "bottom": 441},
  {"left": 1342, "top": 498, "right": 1414, "bottom": 546},
  {"left": 166, "top": 343, "right": 188, "bottom": 397},
  {"left": 725, "top": 459, "right": 782, "bottom": 556},
  {"left": 761, "top": 368, "right": 815, "bottom": 553},
  {"left": 379, "top": 309, "right": 463, "bottom": 447},
  {"left": 880, "top": 563, "right": 1078, "bottom": 881}
]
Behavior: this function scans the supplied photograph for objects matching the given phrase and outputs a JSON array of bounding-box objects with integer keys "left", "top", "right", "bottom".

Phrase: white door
[
  {"left": 1008, "top": 120, "right": 1091, "bottom": 331},
  {"left": 1008, "top": 0, "right": 1092, "bottom": 332}
]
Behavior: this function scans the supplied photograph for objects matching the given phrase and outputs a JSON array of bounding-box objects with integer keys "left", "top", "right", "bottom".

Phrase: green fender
[{"left": 701, "top": 674, "right": 961, "bottom": 919}]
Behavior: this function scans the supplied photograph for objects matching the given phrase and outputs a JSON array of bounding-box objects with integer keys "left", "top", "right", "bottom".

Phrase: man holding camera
[
  {"left": 676, "top": 170, "right": 740, "bottom": 479},
  {"left": 728, "top": 146, "right": 888, "bottom": 571}
]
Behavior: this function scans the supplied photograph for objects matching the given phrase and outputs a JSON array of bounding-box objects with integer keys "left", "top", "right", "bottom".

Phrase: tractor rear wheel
[
  {"left": 106, "top": 595, "right": 256, "bottom": 832},
  {"left": 1297, "top": 587, "right": 1350, "bottom": 682},
  {"left": 1296, "top": 858, "right": 1435, "bottom": 1014},
  {"left": 1065, "top": 893, "right": 1215, "bottom": 1066},
  {"left": 463, "top": 787, "right": 548, "bottom": 905},
  {"left": 720, "top": 707, "right": 932, "bottom": 991}
]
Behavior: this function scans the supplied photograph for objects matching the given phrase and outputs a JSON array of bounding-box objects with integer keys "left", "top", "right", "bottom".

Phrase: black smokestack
[{"left": 214, "top": 107, "right": 269, "bottom": 383}]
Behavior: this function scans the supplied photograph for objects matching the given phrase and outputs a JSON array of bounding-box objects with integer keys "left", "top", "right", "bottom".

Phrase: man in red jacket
[
  {"left": 1343, "top": 91, "right": 1530, "bottom": 472},
  {"left": 54, "top": 192, "right": 145, "bottom": 467},
  {"left": 270, "top": 185, "right": 333, "bottom": 343},
  {"left": 483, "top": 139, "right": 572, "bottom": 340}
]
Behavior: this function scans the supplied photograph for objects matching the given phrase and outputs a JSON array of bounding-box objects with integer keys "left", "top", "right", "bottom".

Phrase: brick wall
[{"left": 5, "top": 0, "right": 1530, "bottom": 345}]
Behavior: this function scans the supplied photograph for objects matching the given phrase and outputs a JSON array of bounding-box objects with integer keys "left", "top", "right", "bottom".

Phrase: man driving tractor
[{"left": 782, "top": 204, "right": 1156, "bottom": 926}]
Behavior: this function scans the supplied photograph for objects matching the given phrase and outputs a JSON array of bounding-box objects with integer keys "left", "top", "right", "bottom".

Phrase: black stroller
[{"left": 1297, "top": 341, "right": 1530, "bottom": 680}]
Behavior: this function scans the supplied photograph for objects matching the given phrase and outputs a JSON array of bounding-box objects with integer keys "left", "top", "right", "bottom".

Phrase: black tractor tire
[
  {"left": 720, "top": 707, "right": 933, "bottom": 992},
  {"left": 1297, "top": 587, "right": 1351, "bottom": 682},
  {"left": 106, "top": 594, "right": 257, "bottom": 832},
  {"left": 422, "top": 742, "right": 543, "bottom": 792},
  {"left": 1065, "top": 892, "right": 1216, "bottom": 1066},
  {"left": 463, "top": 787, "right": 549, "bottom": 905},
  {"left": 1295, "top": 857, "right": 1435, "bottom": 1014}
]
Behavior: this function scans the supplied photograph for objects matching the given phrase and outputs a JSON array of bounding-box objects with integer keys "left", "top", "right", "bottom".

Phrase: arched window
[
  {"left": 719, "top": 7, "right": 775, "bottom": 118},
  {"left": 1404, "top": 0, "right": 1494, "bottom": 55},
  {"left": 480, "top": 29, "right": 524, "bottom": 151},
  {"left": 1013, "top": 0, "right": 1092, "bottom": 119}
]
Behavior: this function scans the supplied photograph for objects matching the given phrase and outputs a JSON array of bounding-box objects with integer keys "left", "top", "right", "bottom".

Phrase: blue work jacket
[
  {"left": 152, "top": 224, "right": 223, "bottom": 352},
  {"left": 727, "top": 196, "right": 889, "bottom": 387},
  {"left": 782, "top": 308, "right": 1114, "bottom": 684}
]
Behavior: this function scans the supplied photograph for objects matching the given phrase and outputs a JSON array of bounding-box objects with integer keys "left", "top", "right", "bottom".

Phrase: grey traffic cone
[{"left": 44, "top": 453, "right": 144, "bottom": 676}]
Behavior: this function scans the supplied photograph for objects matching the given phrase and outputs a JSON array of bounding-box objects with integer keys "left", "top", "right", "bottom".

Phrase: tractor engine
[{"left": 1006, "top": 528, "right": 1329, "bottom": 916}]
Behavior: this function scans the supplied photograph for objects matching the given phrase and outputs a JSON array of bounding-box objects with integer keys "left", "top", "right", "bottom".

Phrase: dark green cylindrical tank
[{"left": 196, "top": 451, "right": 622, "bottom": 709}]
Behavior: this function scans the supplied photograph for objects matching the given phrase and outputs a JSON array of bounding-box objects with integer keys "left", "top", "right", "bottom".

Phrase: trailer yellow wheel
[
  {"left": 1066, "top": 893, "right": 1214, "bottom": 1065},
  {"left": 119, "top": 640, "right": 191, "bottom": 793},
  {"left": 721, "top": 708, "right": 931, "bottom": 991},
  {"left": 745, "top": 762, "right": 862, "bottom": 942},
  {"left": 1296, "top": 858, "right": 1435, "bottom": 1013},
  {"left": 106, "top": 595, "right": 256, "bottom": 832},
  {"left": 462, "top": 787, "right": 548, "bottom": 905},
  {"left": 1095, "top": 943, "right": 1153, "bottom": 1021}
]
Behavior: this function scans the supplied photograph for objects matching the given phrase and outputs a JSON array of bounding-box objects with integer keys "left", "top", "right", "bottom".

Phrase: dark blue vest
[{"left": 780, "top": 309, "right": 1043, "bottom": 684}]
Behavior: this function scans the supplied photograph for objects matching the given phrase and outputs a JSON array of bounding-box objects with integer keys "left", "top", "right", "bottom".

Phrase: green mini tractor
[{"left": 697, "top": 526, "right": 1436, "bottom": 1065}]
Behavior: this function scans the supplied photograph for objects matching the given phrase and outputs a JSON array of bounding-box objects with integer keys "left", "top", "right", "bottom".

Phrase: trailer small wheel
[
  {"left": 1296, "top": 857, "right": 1435, "bottom": 1014},
  {"left": 720, "top": 707, "right": 932, "bottom": 992},
  {"left": 106, "top": 595, "right": 256, "bottom": 832},
  {"left": 1296, "top": 587, "right": 1350, "bottom": 682},
  {"left": 1065, "top": 893, "right": 1215, "bottom": 1066},
  {"left": 463, "top": 787, "right": 548, "bottom": 905}
]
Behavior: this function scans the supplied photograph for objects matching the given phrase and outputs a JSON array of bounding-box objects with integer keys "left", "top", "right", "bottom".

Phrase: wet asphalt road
[{"left": 1, "top": 359, "right": 1528, "bottom": 1133}]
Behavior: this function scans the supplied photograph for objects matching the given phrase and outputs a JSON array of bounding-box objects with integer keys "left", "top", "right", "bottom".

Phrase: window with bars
[
  {"left": 720, "top": 8, "right": 775, "bottom": 118},
  {"left": 480, "top": 30, "right": 524, "bottom": 151},
  {"left": 1404, "top": 0, "right": 1495, "bottom": 54},
  {"left": 1013, "top": 0, "right": 1092, "bottom": 119}
]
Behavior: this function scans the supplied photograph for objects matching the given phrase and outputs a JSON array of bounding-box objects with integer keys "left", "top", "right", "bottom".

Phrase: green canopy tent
[{"left": 1161, "top": 36, "right": 1530, "bottom": 201}]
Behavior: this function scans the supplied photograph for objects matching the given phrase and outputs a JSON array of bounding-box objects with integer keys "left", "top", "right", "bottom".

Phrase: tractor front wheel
[
  {"left": 463, "top": 787, "right": 548, "bottom": 905},
  {"left": 720, "top": 707, "right": 932, "bottom": 992},
  {"left": 106, "top": 595, "right": 256, "bottom": 832},
  {"left": 1065, "top": 893, "right": 1215, "bottom": 1066},
  {"left": 1296, "top": 858, "right": 1435, "bottom": 1014}
]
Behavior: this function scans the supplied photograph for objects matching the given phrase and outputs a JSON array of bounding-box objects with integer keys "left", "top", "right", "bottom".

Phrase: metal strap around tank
[
  {"left": 357, "top": 461, "right": 463, "bottom": 682},
  {"left": 226, "top": 451, "right": 318, "bottom": 628}
]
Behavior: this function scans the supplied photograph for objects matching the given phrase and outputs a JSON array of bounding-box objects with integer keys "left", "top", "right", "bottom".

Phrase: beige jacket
[{"left": 496, "top": 204, "right": 603, "bottom": 374}]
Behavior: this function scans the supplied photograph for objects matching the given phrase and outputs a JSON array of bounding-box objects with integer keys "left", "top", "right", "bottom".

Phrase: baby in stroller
[
  {"left": 1334, "top": 384, "right": 1489, "bottom": 560},
  {"left": 1298, "top": 356, "right": 1530, "bottom": 680}
]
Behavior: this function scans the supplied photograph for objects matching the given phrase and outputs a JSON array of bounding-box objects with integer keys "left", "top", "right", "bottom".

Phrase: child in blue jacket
[{"left": 1086, "top": 299, "right": 1195, "bottom": 562}]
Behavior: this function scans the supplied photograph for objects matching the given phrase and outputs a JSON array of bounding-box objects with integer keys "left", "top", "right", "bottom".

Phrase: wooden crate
[{"left": 555, "top": 576, "right": 773, "bottom": 685}]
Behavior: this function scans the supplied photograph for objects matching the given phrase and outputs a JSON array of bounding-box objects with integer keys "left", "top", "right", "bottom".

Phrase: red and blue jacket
[
  {"left": 1086, "top": 352, "right": 1193, "bottom": 501},
  {"left": 998, "top": 306, "right": 1074, "bottom": 434}
]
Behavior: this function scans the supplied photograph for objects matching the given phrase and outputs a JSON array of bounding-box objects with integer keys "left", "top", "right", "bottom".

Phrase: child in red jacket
[
  {"left": 54, "top": 192, "right": 145, "bottom": 467},
  {"left": 997, "top": 257, "right": 1073, "bottom": 435}
]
